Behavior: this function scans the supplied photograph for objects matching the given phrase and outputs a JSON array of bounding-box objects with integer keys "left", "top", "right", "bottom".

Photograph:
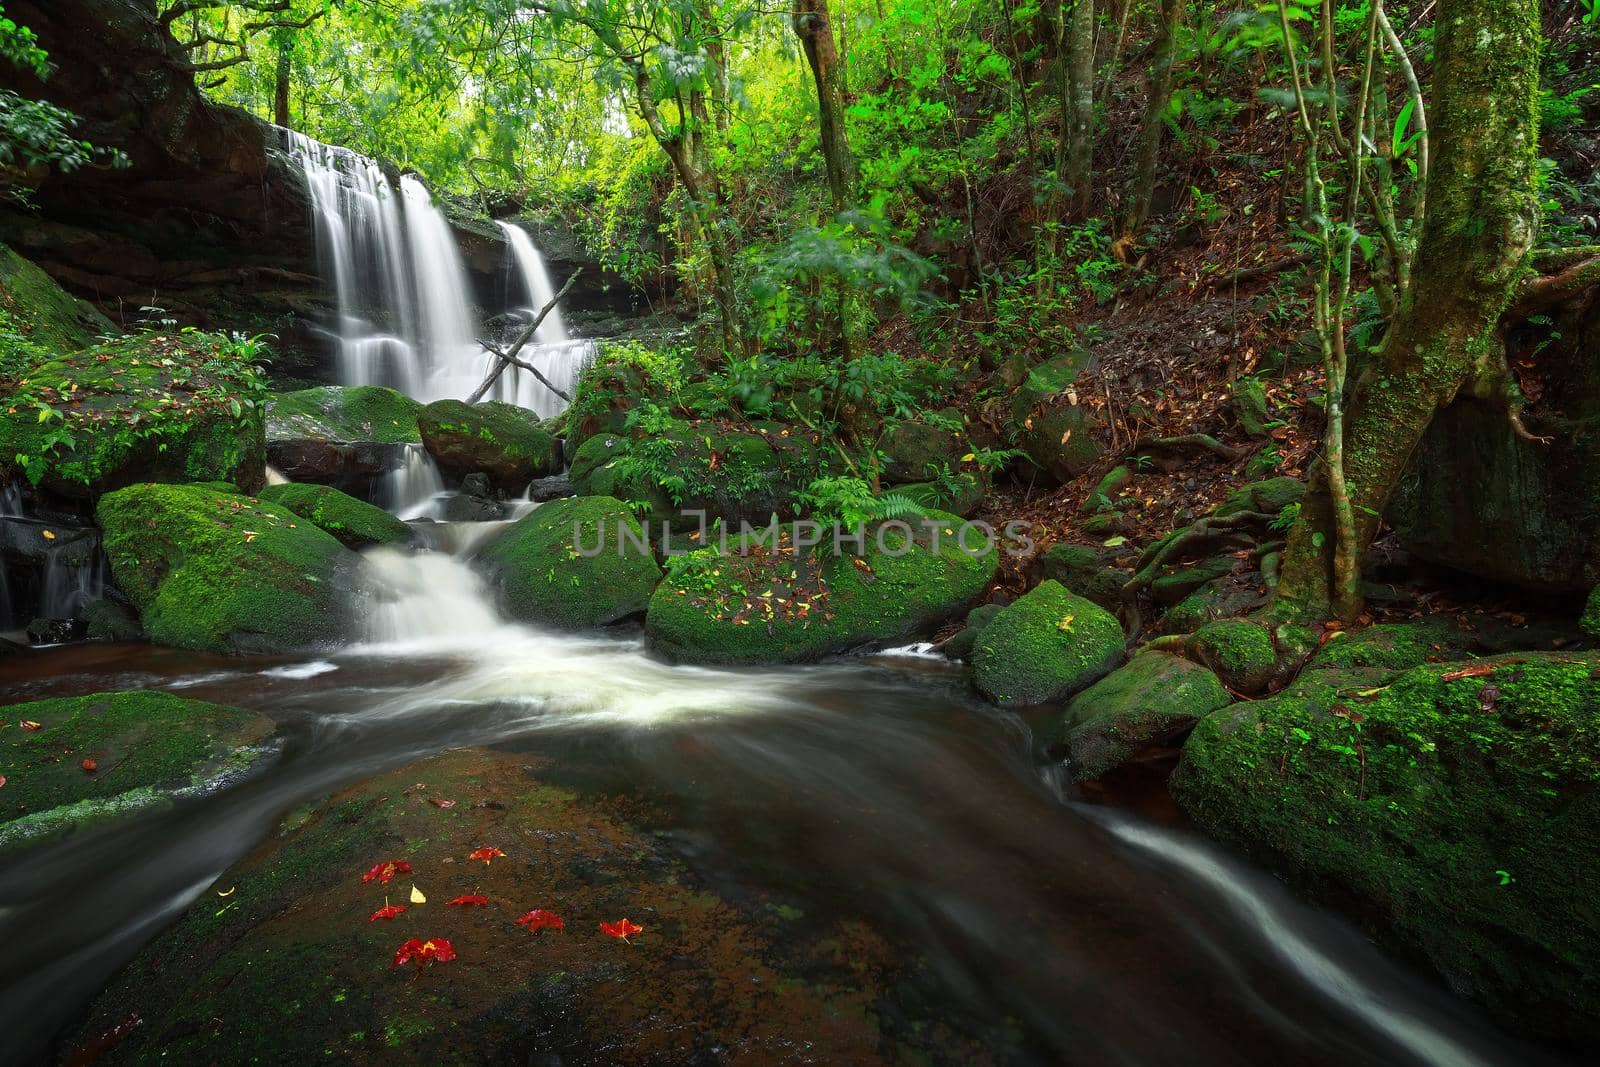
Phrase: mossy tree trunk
[
  {"left": 1052, "top": 0, "right": 1096, "bottom": 227},
  {"left": 1275, "top": 0, "right": 1543, "bottom": 618},
  {"left": 1119, "top": 0, "right": 1183, "bottom": 244}
]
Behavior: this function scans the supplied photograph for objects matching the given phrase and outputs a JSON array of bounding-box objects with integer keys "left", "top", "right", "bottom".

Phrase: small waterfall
[
  {"left": 491, "top": 221, "right": 595, "bottom": 419},
  {"left": 360, "top": 546, "right": 504, "bottom": 644},
  {"left": 378, "top": 444, "right": 445, "bottom": 520},
  {"left": 281, "top": 129, "right": 587, "bottom": 418},
  {"left": 39, "top": 544, "right": 104, "bottom": 619}
]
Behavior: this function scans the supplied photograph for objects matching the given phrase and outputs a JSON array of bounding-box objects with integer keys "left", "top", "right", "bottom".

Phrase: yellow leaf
[
  {"left": 1057, "top": 615, "right": 1075, "bottom": 632},
  {"left": 409, "top": 884, "right": 427, "bottom": 904},
  {"left": 242, "top": 531, "right": 258, "bottom": 543},
  {"left": 216, "top": 886, "right": 236, "bottom": 897},
  {"left": 41, "top": 530, "right": 55, "bottom": 540},
  {"left": 961, "top": 453, "right": 976, "bottom": 462},
  {"left": 1060, "top": 429, "right": 1073, "bottom": 446}
]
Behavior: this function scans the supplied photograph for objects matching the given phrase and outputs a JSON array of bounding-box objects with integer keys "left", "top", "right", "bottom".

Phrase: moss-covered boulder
[
  {"left": 647, "top": 513, "right": 997, "bottom": 665},
  {"left": 1029, "top": 542, "right": 1129, "bottom": 610},
  {"left": 1186, "top": 619, "right": 1278, "bottom": 695},
  {"left": 1213, "top": 476, "right": 1304, "bottom": 519},
  {"left": 1007, "top": 351, "right": 1101, "bottom": 485},
  {"left": 1172, "top": 654, "right": 1600, "bottom": 1042},
  {"left": 257, "top": 483, "right": 412, "bottom": 549},
  {"left": 0, "top": 332, "right": 267, "bottom": 498},
  {"left": 478, "top": 496, "right": 663, "bottom": 629},
  {"left": 1583, "top": 586, "right": 1600, "bottom": 640},
  {"left": 267, "top": 385, "right": 422, "bottom": 444},
  {"left": 98, "top": 483, "right": 359, "bottom": 653},
  {"left": 1160, "top": 576, "right": 1264, "bottom": 634},
  {"left": 418, "top": 399, "right": 561, "bottom": 490},
  {"left": 972, "top": 581, "right": 1125, "bottom": 706},
  {"left": 0, "top": 691, "right": 272, "bottom": 854},
  {"left": 570, "top": 420, "right": 827, "bottom": 532},
  {"left": 937, "top": 602, "right": 1003, "bottom": 660},
  {"left": 0, "top": 241, "right": 113, "bottom": 366},
  {"left": 880, "top": 414, "right": 966, "bottom": 484},
  {"left": 1058, "top": 653, "right": 1231, "bottom": 781},
  {"left": 893, "top": 474, "right": 983, "bottom": 518},
  {"left": 71, "top": 747, "right": 954, "bottom": 1065}
]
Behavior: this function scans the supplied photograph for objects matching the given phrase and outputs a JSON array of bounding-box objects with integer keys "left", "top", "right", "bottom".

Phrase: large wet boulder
[
  {"left": 256, "top": 483, "right": 412, "bottom": 549},
  {"left": 1172, "top": 653, "right": 1600, "bottom": 1043},
  {"left": 265, "top": 386, "right": 423, "bottom": 495},
  {"left": 880, "top": 413, "right": 966, "bottom": 484},
  {"left": 1186, "top": 619, "right": 1278, "bottom": 695},
  {"left": 1029, "top": 542, "right": 1129, "bottom": 611},
  {"left": 1058, "top": 652, "right": 1231, "bottom": 781},
  {"left": 71, "top": 747, "right": 924, "bottom": 1064},
  {"left": 478, "top": 496, "right": 663, "bottom": 629},
  {"left": 0, "top": 332, "right": 267, "bottom": 498},
  {"left": 1007, "top": 351, "right": 1101, "bottom": 485},
  {"left": 971, "top": 581, "right": 1125, "bottom": 706},
  {"left": 0, "top": 241, "right": 113, "bottom": 363},
  {"left": 646, "top": 512, "right": 997, "bottom": 665},
  {"left": 570, "top": 420, "right": 828, "bottom": 532},
  {"left": 419, "top": 399, "right": 561, "bottom": 491},
  {"left": 97, "top": 483, "right": 359, "bottom": 653},
  {"left": 0, "top": 691, "right": 272, "bottom": 855}
]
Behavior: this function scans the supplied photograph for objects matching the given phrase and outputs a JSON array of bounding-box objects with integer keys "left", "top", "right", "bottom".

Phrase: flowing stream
[{"left": 0, "top": 536, "right": 1567, "bottom": 1065}]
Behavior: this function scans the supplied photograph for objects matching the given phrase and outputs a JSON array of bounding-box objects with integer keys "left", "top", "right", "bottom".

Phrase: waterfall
[
  {"left": 378, "top": 444, "right": 446, "bottom": 520},
  {"left": 280, "top": 128, "right": 588, "bottom": 418},
  {"left": 360, "top": 547, "right": 504, "bottom": 645},
  {"left": 490, "top": 221, "right": 595, "bottom": 419}
]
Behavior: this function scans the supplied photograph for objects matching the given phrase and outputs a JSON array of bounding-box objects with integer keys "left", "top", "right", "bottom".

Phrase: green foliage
[{"left": 798, "top": 475, "right": 928, "bottom": 526}]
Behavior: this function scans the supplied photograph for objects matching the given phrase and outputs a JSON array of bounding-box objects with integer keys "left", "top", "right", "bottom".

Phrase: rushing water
[
  {"left": 0, "top": 541, "right": 1570, "bottom": 1065},
  {"left": 280, "top": 129, "right": 593, "bottom": 415}
]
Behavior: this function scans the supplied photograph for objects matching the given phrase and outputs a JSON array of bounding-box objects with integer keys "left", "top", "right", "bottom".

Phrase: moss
[
  {"left": 0, "top": 332, "right": 267, "bottom": 497},
  {"left": 1310, "top": 618, "right": 1463, "bottom": 671},
  {"left": 1187, "top": 619, "right": 1277, "bottom": 694},
  {"left": 1172, "top": 653, "right": 1600, "bottom": 1041},
  {"left": 82, "top": 598, "right": 143, "bottom": 642},
  {"left": 1059, "top": 652, "right": 1231, "bottom": 780},
  {"left": 893, "top": 474, "right": 983, "bottom": 518},
  {"left": 98, "top": 483, "right": 357, "bottom": 653},
  {"left": 938, "top": 603, "right": 1003, "bottom": 661},
  {"left": 646, "top": 512, "right": 997, "bottom": 665},
  {"left": 478, "top": 495, "right": 663, "bottom": 629},
  {"left": 1583, "top": 587, "right": 1600, "bottom": 640},
  {"left": 1031, "top": 542, "right": 1127, "bottom": 610},
  {"left": 879, "top": 414, "right": 965, "bottom": 484},
  {"left": 971, "top": 581, "right": 1125, "bottom": 706},
  {"left": 1005, "top": 351, "right": 1102, "bottom": 484},
  {"left": 0, "top": 242, "right": 112, "bottom": 369},
  {"left": 418, "top": 398, "right": 560, "bottom": 490},
  {"left": 1160, "top": 578, "right": 1261, "bottom": 635},
  {"left": 1149, "top": 555, "right": 1235, "bottom": 605},
  {"left": 1213, "top": 476, "right": 1304, "bottom": 519},
  {"left": 0, "top": 691, "right": 271, "bottom": 843},
  {"left": 267, "top": 385, "right": 423, "bottom": 444},
  {"left": 257, "top": 483, "right": 412, "bottom": 549}
]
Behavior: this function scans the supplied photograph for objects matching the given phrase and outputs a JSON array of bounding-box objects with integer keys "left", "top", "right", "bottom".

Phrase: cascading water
[
  {"left": 280, "top": 128, "right": 591, "bottom": 417},
  {"left": 378, "top": 443, "right": 446, "bottom": 520}
]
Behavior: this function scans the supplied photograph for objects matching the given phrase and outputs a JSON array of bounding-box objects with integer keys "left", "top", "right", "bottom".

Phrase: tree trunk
[
  {"left": 1120, "top": 0, "right": 1182, "bottom": 243},
  {"left": 793, "top": 0, "right": 856, "bottom": 215},
  {"left": 1274, "top": 0, "right": 1543, "bottom": 617},
  {"left": 1056, "top": 0, "right": 1095, "bottom": 219},
  {"left": 274, "top": 40, "right": 291, "bottom": 128}
]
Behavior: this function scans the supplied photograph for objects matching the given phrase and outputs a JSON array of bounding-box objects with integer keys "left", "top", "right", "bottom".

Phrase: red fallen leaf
[
  {"left": 446, "top": 894, "right": 488, "bottom": 907},
  {"left": 515, "top": 909, "right": 564, "bottom": 934},
  {"left": 467, "top": 847, "right": 505, "bottom": 865},
  {"left": 427, "top": 797, "right": 456, "bottom": 809},
  {"left": 600, "top": 917, "right": 643, "bottom": 942},
  {"left": 369, "top": 904, "right": 407, "bottom": 921},
  {"left": 393, "top": 937, "right": 456, "bottom": 970},
  {"left": 362, "top": 860, "right": 414, "bottom": 885},
  {"left": 0, "top": 775, "right": 6, "bottom": 789},
  {"left": 81, "top": 758, "right": 98, "bottom": 774},
  {"left": 21, "top": 721, "right": 42, "bottom": 731}
]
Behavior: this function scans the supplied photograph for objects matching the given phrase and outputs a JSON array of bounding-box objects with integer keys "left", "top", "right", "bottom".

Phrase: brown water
[{"left": 0, "top": 620, "right": 1570, "bottom": 1066}]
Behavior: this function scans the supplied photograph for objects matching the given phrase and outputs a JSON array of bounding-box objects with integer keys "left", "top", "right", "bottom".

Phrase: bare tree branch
[{"left": 468, "top": 269, "right": 582, "bottom": 405}]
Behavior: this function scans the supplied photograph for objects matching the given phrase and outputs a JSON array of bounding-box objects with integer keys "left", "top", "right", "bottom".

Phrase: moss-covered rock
[
  {"left": 98, "top": 483, "right": 359, "bottom": 653},
  {"left": 570, "top": 419, "right": 828, "bottom": 532},
  {"left": 893, "top": 474, "right": 983, "bottom": 518},
  {"left": 1059, "top": 653, "right": 1231, "bottom": 781},
  {"left": 0, "top": 332, "right": 267, "bottom": 498},
  {"left": 0, "top": 691, "right": 271, "bottom": 853},
  {"left": 478, "top": 496, "right": 663, "bottom": 629},
  {"left": 972, "top": 581, "right": 1125, "bottom": 706},
  {"left": 1583, "top": 586, "right": 1600, "bottom": 640},
  {"left": 71, "top": 747, "right": 949, "bottom": 1065},
  {"left": 418, "top": 399, "right": 561, "bottom": 490},
  {"left": 1172, "top": 654, "right": 1600, "bottom": 1042},
  {"left": 267, "top": 385, "right": 422, "bottom": 444},
  {"left": 1150, "top": 555, "right": 1238, "bottom": 605},
  {"left": 1187, "top": 619, "right": 1277, "bottom": 695},
  {"left": 937, "top": 602, "right": 1003, "bottom": 661},
  {"left": 1007, "top": 351, "right": 1102, "bottom": 485},
  {"left": 880, "top": 414, "right": 966, "bottom": 484},
  {"left": 647, "top": 513, "right": 996, "bottom": 665},
  {"left": 81, "top": 598, "right": 143, "bottom": 642},
  {"left": 1029, "top": 542, "right": 1128, "bottom": 611},
  {"left": 0, "top": 241, "right": 113, "bottom": 367},
  {"left": 1213, "top": 476, "right": 1304, "bottom": 519},
  {"left": 1160, "top": 576, "right": 1264, "bottom": 634},
  {"left": 1231, "top": 378, "right": 1271, "bottom": 436},
  {"left": 256, "top": 483, "right": 412, "bottom": 549}
]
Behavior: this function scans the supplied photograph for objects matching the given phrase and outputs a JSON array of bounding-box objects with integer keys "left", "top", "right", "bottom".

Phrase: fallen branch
[
  {"left": 1190, "top": 252, "right": 1311, "bottom": 293},
  {"left": 468, "top": 269, "right": 581, "bottom": 405}
]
